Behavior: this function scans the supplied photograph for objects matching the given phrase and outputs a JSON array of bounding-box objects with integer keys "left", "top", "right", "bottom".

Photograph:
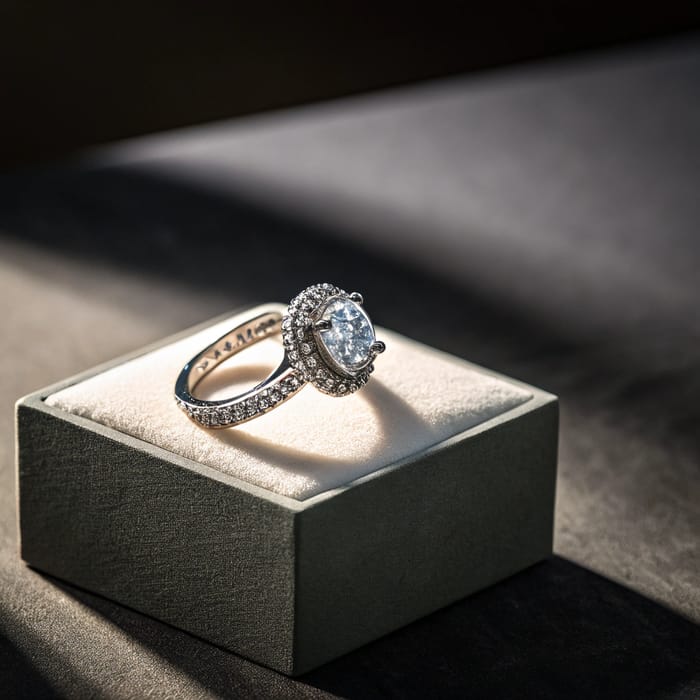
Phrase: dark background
[{"left": 3, "top": 2, "right": 700, "bottom": 167}]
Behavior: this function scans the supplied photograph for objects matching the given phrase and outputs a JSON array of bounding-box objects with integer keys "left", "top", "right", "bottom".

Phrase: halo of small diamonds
[{"left": 282, "top": 283, "right": 377, "bottom": 397}]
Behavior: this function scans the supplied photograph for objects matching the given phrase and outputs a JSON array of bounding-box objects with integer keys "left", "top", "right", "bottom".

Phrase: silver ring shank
[{"left": 174, "top": 310, "right": 305, "bottom": 428}]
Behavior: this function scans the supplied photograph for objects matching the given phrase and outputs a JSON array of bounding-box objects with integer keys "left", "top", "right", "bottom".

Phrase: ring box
[{"left": 16, "top": 304, "right": 558, "bottom": 675}]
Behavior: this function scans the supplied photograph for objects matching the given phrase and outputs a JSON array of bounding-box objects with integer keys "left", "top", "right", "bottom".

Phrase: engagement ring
[{"left": 174, "top": 283, "right": 386, "bottom": 428}]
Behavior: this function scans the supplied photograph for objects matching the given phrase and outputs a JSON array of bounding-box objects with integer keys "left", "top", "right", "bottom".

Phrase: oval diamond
[{"left": 316, "top": 297, "right": 376, "bottom": 375}]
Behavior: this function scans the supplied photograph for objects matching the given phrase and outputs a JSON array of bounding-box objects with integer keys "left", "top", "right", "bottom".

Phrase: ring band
[{"left": 175, "top": 283, "right": 386, "bottom": 428}]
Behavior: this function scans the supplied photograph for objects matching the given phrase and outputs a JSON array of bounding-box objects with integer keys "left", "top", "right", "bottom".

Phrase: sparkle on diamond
[{"left": 318, "top": 297, "right": 375, "bottom": 374}]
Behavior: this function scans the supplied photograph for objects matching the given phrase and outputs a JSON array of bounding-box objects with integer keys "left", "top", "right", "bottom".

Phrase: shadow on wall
[{"left": 3, "top": 5, "right": 700, "bottom": 166}]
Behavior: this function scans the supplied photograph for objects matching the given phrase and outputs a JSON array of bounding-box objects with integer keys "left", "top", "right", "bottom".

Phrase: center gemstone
[{"left": 316, "top": 297, "right": 375, "bottom": 374}]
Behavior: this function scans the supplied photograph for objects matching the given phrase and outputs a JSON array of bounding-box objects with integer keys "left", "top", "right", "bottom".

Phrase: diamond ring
[{"left": 174, "top": 283, "right": 386, "bottom": 428}]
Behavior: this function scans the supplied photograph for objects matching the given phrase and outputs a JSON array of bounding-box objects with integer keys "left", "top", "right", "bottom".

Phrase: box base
[{"left": 17, "top": 308, "right": 558, "bottom": 674}]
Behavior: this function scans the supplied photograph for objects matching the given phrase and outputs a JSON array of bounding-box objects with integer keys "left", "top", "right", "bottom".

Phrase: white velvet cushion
[{"left": 45, "top": 305, "right": 532, "bottom": 500}]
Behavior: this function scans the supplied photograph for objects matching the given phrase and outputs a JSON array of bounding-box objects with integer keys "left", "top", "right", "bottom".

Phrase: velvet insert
[{"left": 46, "top": 304, "right": 532, "bottom": 500}]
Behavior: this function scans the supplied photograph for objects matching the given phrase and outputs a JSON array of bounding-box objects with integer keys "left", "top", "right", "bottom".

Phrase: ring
[{"left": 174, "top": 283, "right": 386, "bottom": 428}]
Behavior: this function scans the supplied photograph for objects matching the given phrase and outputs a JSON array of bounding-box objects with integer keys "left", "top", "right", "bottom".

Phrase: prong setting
[
  {"left": 371, "top": 340, "right": 386, "bottom": 355},
  {"left": 283, "top": 284, "right": 384, "bottom": 397}
]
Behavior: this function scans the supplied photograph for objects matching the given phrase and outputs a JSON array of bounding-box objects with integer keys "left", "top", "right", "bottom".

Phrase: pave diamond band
[
  {"left": 175, "top": 284, "right": 385, "bottom": 429},
  {"left": 174, "top": 310, "right": 304, "bottom": 428}
]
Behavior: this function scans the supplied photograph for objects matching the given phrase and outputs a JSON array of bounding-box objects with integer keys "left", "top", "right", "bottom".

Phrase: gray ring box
[{"left": 16, "top": 308, "right": 558, "bottom": 675}]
